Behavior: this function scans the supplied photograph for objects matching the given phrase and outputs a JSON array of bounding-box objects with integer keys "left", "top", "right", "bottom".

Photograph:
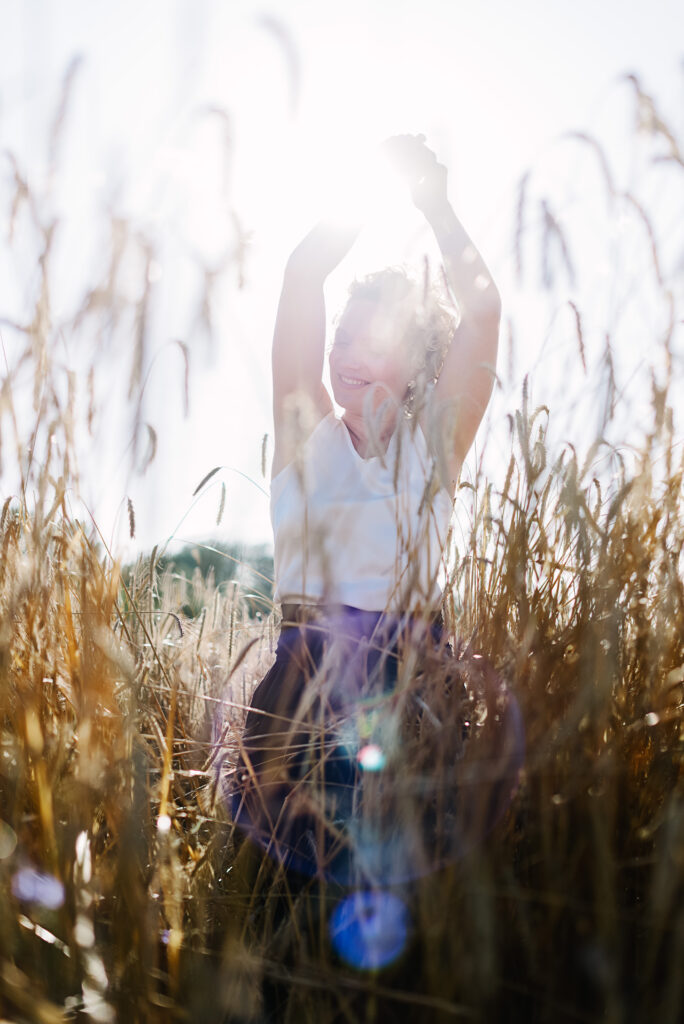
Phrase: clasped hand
[{"left": 381, "top": 133, "right": 449, "bottom": 219}]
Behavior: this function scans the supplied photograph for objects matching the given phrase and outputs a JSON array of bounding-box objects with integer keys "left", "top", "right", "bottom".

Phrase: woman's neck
[{"left": 342, "top": 407, "right": 399, "bottom": 457}]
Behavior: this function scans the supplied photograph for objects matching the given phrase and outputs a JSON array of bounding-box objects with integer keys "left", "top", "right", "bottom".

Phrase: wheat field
[{"left": 0, "top": 70, "right": 682, "bottom": 1023}]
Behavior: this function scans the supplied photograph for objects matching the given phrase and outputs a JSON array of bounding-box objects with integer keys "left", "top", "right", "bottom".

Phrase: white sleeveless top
[{"left": 270, "top": 412, "right": 454, "bottom": 612}]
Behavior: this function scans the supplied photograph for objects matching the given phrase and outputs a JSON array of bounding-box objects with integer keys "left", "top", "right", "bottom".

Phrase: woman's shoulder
[{"left": 270, "top": 411, "right": 341, "bottom": 493}]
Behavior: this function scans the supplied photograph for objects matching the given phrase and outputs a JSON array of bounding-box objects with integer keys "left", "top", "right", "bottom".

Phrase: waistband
[
  {"left": 281, "top": 601, "right": 443, "bottom": 623},
  {"left": 279, "top": 602, "right": 446, "bottom": 644}
]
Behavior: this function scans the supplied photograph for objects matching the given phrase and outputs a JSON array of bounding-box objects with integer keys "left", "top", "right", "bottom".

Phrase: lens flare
[
  {"left": 329, "top": 890, "right": 409, "bottom": 970},
  {"left": 357, "top": 743, "right": 386, "bottom": 771},
  {"left": 12, "top": 867, "right": 65, "bottom": 909}
]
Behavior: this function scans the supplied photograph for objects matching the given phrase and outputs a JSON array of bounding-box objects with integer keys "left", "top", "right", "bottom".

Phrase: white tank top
[{"left": 270, "top": 412, "right": 454, "bottom": 612}]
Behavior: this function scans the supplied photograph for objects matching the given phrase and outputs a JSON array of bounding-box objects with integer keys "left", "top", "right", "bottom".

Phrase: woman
[{"left": 230, "top": 135, "right": 502, "bottom": 884}]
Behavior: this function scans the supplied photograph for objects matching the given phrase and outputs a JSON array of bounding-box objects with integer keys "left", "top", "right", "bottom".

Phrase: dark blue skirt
[{"left": 228, "top": 604, "right": 465, "bottom": 882}]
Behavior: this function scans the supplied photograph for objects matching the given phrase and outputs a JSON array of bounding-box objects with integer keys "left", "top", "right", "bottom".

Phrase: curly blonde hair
[{"left": 339, "top": 266, "right": 458, "bottom": 405}]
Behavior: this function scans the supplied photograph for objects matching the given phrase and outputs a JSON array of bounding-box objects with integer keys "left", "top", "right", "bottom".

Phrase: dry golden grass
[{"left": 0, "top": 68, "right": 682, "bottom": 1023}]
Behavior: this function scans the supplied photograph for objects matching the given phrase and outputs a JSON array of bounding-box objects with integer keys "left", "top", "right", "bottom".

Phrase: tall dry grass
[{"left": 1, "top": 68, "right": 683, "bottom": 1022}]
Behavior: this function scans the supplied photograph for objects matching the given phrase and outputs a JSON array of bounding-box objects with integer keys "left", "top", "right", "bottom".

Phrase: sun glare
[{"left": 316, "top": 144, "right": 413, "bottom": 230}]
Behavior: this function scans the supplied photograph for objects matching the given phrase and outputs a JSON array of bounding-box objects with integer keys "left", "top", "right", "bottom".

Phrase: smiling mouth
[{"left": 338, "top": 373, "right": 369, "bottom": 387}]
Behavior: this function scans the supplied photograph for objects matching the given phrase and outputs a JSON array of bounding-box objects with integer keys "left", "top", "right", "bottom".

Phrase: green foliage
[{"left": 119, "top": 539, "right": 275, "bottom": 620}]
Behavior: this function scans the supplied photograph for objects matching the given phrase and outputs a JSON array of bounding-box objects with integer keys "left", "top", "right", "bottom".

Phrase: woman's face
[{"left": 329, "top": 298, "right": 415, "bottom": 414}]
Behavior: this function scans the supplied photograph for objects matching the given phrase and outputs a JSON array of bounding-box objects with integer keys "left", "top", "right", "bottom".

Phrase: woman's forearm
[
  {"left": 380, "top": 134, "right": 500, "bottom": 319},
  {"left": 286, "top": 220, "right": 362, "bottom": 282},
  {"left": 426, "top": 203, "right": 501, "bottom": 319},
  {"left": 271, "top": 219, "right": 360, "bottom": 433}
]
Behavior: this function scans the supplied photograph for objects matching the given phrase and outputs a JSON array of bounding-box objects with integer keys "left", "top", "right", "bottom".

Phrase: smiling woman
[
  {"left": 329, "top": 285, "right": 418, "bottom": 429},
  {"left": 229, "top": 134, "right": 503, "bottom": 882},
  {"left": 328, "top": 267, "right": 455, "bottom": 443}
]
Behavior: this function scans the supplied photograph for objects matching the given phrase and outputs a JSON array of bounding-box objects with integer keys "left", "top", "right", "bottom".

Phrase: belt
[{"left": 279, "top": 602, "right": 445, "bottom": 632}]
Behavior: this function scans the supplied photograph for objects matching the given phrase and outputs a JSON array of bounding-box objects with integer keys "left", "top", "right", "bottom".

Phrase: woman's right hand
[{"left": 381, "top": 134, "right": 450, "bottom": 221}]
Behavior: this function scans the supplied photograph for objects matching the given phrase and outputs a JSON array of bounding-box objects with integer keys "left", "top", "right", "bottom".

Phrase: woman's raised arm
[
  {"left": 271, "top": 221, "right": 360, "bottom": 478},
  {"left": 427, "top": 199, "right": 501, "bottom": 491},
  {"left": 383, "top": 135, "right": 502, "bottom": 493}
]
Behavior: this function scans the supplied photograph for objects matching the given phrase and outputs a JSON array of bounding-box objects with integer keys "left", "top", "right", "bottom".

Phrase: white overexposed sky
[{"left": 0, "top": 0, "right": 682, "bottom": 564}]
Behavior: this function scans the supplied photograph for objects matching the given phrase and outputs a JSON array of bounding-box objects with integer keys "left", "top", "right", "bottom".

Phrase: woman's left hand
[{"left": 381, "top": 134, "right": 450, "bottom": 219}]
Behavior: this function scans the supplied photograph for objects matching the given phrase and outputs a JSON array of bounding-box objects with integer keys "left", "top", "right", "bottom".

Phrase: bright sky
[{"left": 1, "top": 0, "right": 682, "bottom": 563}]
